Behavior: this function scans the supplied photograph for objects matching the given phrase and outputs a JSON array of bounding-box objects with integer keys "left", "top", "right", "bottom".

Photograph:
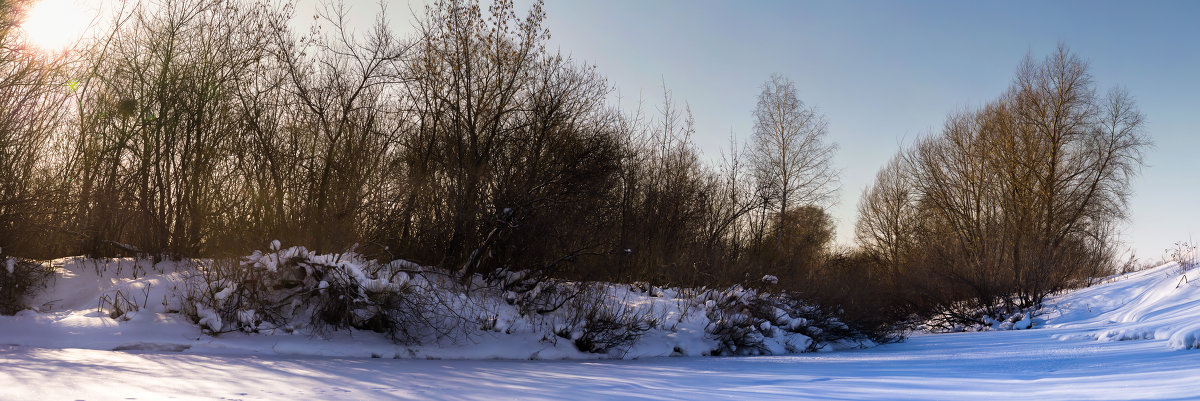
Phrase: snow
[
  {"left": 1044, "top": 260, "right": 1200, "bottom": 350},
  {"left": 3, "top": 331, "right": 1199, "bottom": 400},
  {"left": 0, "top": 253, "right": 856, "bottom": 360},
  {"left": 2, "top": 260, "right": 1200, "bottom": 399}
]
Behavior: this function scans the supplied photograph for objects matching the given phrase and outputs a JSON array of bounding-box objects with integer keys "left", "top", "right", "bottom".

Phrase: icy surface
[{"left": 2, "top": 261, "right": 1200, "bottom": 399}]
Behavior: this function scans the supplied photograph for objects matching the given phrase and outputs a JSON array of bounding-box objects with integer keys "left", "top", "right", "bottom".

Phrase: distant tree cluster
[
  {"left": 0, "top": 0, "right": 1149, "bottom": 333},
  {"left": 854, "top": 45, "right": 1149, "bottom": 325}
]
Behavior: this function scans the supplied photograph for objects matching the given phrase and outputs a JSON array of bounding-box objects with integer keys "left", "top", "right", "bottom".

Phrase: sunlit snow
[{"left": 3, "top": 261, "right": 1200, "bottom": 399}]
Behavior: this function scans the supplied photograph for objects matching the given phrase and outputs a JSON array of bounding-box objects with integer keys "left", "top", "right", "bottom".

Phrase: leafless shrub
[
  {"left": 552, "top": 283, "right": 658, "bottom": 354},
  {"left": 505, "top": 276, "right": 582, "bottom": 316},
  {"left": 98, "top": 285, "right": 151, "bottom": 320},
  {"left": 0, "top": 256, "right": 53, "bottom": 315},
  {"left": 1167, "top": 240, "right": 1197, "bottom": 276}
]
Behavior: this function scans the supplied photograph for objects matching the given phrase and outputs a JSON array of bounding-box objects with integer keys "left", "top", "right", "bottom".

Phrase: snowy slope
[
  {"left": 2, "top": 261, "right": 1200, "bottom": 400},
  {"left": 1044, "top": 260, "right": 1200, "bottom": 350}
]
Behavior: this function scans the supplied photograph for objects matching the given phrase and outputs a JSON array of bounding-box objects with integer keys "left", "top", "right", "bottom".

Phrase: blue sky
[
  {"left": 536, "top": 0, "right": 1199, "bottom": 261},
  {"left": 304, "top": 0, "right": 1198, "bottom": 261}
]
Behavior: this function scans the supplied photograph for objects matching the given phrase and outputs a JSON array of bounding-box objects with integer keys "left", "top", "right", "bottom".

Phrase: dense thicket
[
  {"left": 0, "top": 0, "right": 840, "bottom": 295},
  {"left": 0, "top": 0, "right": 71, "bottom": 257}
]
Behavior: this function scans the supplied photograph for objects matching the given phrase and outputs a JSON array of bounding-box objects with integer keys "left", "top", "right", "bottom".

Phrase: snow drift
[{"left": 1042, "top": 258, "right": 1200, "bottom": 350}]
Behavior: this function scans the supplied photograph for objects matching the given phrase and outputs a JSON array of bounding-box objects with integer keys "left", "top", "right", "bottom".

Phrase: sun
[{"left": 18, "top": 0, "right": 94, "bottom": 51}]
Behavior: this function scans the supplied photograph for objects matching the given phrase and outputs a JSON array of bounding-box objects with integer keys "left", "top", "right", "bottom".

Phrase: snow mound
[{"left": 1043, "top": 261, "right": 1200, "bottom": 350}]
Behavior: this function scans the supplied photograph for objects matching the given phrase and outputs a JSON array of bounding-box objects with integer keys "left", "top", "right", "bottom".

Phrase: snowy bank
[{"left": 0, "top": 247, "right": 871, "bottom": 360}]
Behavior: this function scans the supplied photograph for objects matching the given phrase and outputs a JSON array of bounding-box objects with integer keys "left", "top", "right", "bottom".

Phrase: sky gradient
[{"left": 301, "top": 0, "right": 1198, "bottom": 262}]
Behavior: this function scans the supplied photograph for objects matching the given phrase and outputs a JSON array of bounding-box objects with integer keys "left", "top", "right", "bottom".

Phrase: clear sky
[{"left": 297, "top": 0, "right": 1198, "bottom": 262}]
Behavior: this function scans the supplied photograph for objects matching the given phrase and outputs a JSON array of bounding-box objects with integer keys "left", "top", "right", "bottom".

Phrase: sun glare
[{"left": 19, "top": 0, "right": 93, "bottom": 52}]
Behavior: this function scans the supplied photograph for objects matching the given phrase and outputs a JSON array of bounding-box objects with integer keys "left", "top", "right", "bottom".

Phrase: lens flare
[{"left": 18, "top": 0, "right": 93, "bottom": 51}]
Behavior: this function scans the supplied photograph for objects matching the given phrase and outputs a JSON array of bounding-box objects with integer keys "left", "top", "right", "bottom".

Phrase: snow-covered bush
[
  {"left": 704, "top": 286, "right": 859, "bottom": 355},
  {"left": 183, "top": 244, "right": 472, "bottom": 343},
  {"left": 0, "top": 254, "right": 53, "bottom": 315},
  {"left": 123, "top": 244, "right": 878, "bottom": 355},
  {"left": 503, "top": 275, "right": 579, "bottom": 316},
  {"left": 923, "top": 303, "right": 1040, "bottom": 332},
  {"left": 552, "top": 284, "right": 660, "bottom": 354},
  {"left": 494, "top": 274, "right": 662, "bottom": 354},
  {"left": 182, "top": 256, "right": 276, "bottom": 333}
]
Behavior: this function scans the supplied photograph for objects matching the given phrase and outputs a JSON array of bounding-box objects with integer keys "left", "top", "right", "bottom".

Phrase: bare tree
[
  {"left": 1003, "top": 44, "right": 1149, "bottom": 306},
  {"left": 749, "top": 74, "right": 838, "bottom": 249},
  {"left": 267, "top": 0, "right": 409, "bottom": 253},
  {"left": 854, "top": 153, "right": 918, "bottom": 279}
]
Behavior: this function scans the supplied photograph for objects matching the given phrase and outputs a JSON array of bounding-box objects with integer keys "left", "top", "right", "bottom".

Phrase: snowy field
[{"left": 4, "top": 262, "right": 1200, "bottom": 400}]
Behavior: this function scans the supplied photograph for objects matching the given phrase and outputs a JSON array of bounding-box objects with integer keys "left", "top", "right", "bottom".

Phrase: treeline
[
  {"left": 0, "top": 0, "right": 1148, "bottom": 331},
  {"left": 0, "top": 0, "right": 836, "bottom": 289}
]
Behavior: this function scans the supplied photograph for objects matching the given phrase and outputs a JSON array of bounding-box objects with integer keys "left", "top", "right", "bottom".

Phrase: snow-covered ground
[
  {"left": 0, "top": 253, "right": 853, "bottom": 360},
  {"left": 3, "top": 261, "right": 1200, "bottom": 400}
]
